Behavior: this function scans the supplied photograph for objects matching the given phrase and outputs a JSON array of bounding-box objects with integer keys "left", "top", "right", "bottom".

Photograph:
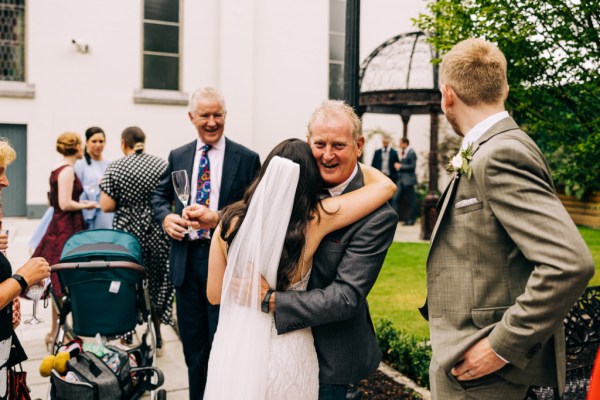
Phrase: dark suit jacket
[
  {"left": 371, "top": 147, "right": 400, "bottom": 182},
  {"left": 397, "top": 148, "right": 417, "bottom": 186},
  {"left": 275, "top": 168, "right": 398, "bottom": 385},
  {"left": 425, "top": 117, "right": 594, "bottom": 392},
  {"left": 151, "top": 137, "right": 260, "bottom": 287}
]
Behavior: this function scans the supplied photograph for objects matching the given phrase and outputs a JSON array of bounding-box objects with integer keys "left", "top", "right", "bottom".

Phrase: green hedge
[{"left": 375, "top": 319, "right": 432, "bottom": 389}]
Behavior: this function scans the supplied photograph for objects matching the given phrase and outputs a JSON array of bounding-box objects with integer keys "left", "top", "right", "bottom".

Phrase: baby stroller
[{"left": 47, "top": 229, "right": 166, "bottom": 400}]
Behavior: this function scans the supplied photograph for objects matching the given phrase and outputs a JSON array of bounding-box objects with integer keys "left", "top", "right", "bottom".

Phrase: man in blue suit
[
  {"left": 392, "top": 137, "right": 417, "bottom": 225},
  {"left": 371, "top": 135, "right": 400, "bottom": 182},
  {"left": 151, "top": 87, "right": 260, "bottom": 400}
]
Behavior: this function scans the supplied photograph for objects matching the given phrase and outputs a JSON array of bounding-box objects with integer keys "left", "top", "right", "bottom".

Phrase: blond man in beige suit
[{"left": 423, "top": 38, "right": 595, "bottom": 399}]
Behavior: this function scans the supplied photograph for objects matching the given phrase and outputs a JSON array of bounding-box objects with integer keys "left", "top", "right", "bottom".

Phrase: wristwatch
[
  {"left": 261, "top": 289, "right": 274, "bottom": 313},
  {"left": 11, "top": 274, "right": 28, "bottom": 295}
]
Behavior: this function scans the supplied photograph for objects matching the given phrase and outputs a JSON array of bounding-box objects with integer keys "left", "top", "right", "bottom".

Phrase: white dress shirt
[
  {"left": 325, "top": 164, "right": 359, "bottom": 197},
  {"left": 461, "top": 111, "right": 509, "bottom": 149}
]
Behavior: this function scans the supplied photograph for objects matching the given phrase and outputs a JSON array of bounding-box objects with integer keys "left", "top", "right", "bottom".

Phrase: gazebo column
[
  {"left": 421, "top": 107, "right": 440, "bottom": 240},
  {"left": 400, "top": 109, "right": 411, "bottom": 139}
]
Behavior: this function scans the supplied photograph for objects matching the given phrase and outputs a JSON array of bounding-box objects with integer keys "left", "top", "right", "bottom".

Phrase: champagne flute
[
  {"left": 22, "top": 277, "right": 50, "bottom": 325},
  {"left": 172, "top": 170, "right": 193, "bottom": 235}
]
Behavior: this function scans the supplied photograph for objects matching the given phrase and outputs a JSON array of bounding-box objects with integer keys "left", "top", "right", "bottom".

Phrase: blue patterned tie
[{"left": 196, "top": 144, "right": 211, "bottom": 238}]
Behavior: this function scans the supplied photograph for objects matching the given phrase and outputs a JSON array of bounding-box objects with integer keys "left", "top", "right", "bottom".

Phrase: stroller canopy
[{"left": 60, "top": 229, "right": 143, "bottom": 265}]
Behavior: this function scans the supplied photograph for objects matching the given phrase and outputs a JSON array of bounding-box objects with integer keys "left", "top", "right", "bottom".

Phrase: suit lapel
[
  {"left": 430, "top": 174, "right": 458, "bottom": 243},
  {"left": 183, "top": 141, "right": 196, "bottom": 179},
  {"left": 219, "top": 138, "right": 240, "bottom": 209},
  {"left": 430, "top": 117, "right": 519, "bottom": 244}
]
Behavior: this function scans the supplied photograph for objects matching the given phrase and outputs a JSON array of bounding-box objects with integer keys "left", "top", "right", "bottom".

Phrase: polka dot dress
[{"left": 100, "top": 153, "right": 174, "bottom": 325}]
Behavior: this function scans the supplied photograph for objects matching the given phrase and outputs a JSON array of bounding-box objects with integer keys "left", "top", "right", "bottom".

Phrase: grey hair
[
  {"left": 307, "top": 100, "right": 362, "bottom": 142},
  {"left": 189, "top": 87, "right": 227, "bottom": 114}
]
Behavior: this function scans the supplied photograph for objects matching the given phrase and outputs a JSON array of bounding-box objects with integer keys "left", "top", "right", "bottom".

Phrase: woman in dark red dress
[{"left": 32, "top": 132, "right": 98, "bottom": 347}]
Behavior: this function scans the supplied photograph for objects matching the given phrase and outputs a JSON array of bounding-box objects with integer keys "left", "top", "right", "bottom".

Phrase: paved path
[{"left": 4, "top": 216, "right": 425, "bottom": 399}]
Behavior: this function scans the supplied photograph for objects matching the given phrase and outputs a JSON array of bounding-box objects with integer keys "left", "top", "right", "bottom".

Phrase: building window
[
  {"left": 143, "top": 0, "right": 180, "bottom": 91},
  {"left": 0, "top": 0, "right": 25, "bottom": 82},
  {"left": 329, "top": 0, "right": 345, "bottom": 100}
]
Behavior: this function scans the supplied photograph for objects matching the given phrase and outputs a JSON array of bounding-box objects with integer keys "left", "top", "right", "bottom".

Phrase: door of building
[{"left": 0, "top": 124, "right": 27, "bottom": 217}]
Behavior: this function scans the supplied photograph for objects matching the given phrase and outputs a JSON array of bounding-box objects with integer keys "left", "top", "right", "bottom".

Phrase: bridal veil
[{"left": 204, "top": 156, "right": 300, "bottom": 399}]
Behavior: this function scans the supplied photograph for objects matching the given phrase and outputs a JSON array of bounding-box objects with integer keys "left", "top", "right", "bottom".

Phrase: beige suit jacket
[{"left": 425, "top": 117, "right": 595, "bottom": 391}]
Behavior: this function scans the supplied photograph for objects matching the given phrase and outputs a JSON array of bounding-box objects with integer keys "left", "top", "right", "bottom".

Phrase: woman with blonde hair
[
  {"left": 0, "top": 137, "right": 51, "bottom": 399},
  {"left": 32, "top": 132, "right": 98, "bottom": 347}
]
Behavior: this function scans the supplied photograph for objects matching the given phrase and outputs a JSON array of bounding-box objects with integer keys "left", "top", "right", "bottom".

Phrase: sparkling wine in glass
[
  {"left": 172, "top": 170, "right": 193, "bottom": 234},
  {"left": 23, "top": 277, "right": 50, "bottom": 325}
]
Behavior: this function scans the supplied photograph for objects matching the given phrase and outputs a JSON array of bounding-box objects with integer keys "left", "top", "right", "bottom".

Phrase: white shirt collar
[
  {"left": 196, "top": 135, "right": 225, "bottom": 151},
  {"left": 326, "top": 164, "right": 359, "bottom": 197},
  {"left": 461, "top": 111, "right": 509, "bottom": 149}
]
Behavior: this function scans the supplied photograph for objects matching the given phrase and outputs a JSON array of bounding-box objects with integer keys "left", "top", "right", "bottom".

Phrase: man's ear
[
  {"left": 188, "top": 111, "right": 194, "bottom": 122},
  {"left": 356, "top": 136, "right": 365, "bottom": 156},
  {"left": 441, "top": 84, "right": 455, "bottom": 108}
]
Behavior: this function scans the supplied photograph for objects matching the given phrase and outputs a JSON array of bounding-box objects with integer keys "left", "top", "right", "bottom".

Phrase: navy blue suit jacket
[
  {"left": 151, "top": 137, "right": 260, "bottom": 287},
  {"left": 371, "top": 147, "right": 400, "bottom": 182}
]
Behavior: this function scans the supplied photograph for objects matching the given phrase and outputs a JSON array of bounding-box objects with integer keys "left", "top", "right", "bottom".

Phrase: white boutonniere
[{"left": 446, "top": 143, "right": 474, "bottom": 179}]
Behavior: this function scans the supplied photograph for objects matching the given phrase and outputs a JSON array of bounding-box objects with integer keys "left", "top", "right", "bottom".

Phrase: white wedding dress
[
  {"left": 265, "top": 272, "right": 319, "bottom": 400},
  {"left": 203, "top": 156, "right": 319, "bottom": 400}
]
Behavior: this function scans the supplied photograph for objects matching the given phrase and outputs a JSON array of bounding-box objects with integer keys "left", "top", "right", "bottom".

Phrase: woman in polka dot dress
[{"left": 99, "top": 126, "right": 174, "bottom": 354}]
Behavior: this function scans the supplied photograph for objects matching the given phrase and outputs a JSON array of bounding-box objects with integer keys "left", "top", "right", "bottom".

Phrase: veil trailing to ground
[{"left": 204, "top": 156, "right": 300, "bottom": 399}]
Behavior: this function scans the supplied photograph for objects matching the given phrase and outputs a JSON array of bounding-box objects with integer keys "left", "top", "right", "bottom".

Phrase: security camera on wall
[{"left": 71, "top": 39, "right": 89, "bottom": 54}]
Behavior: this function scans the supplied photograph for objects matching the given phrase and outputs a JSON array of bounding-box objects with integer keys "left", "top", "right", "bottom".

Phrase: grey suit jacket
[
  {"left": 397, "top": 148, "right": 417, "bottom": 186},
  {"left": 151, "top": 137, "right": 260, "bottom": 287},
  {"left": 425, "top": 117, "right": 594, "bottom": 391},
  {"left": 275, "top": 168, "right": 398, "bottom": 385}
]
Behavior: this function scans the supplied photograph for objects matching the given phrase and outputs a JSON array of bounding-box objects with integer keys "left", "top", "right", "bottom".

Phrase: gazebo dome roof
[{"left": 360, "top": 31, "right": 437, "bottom": 92}]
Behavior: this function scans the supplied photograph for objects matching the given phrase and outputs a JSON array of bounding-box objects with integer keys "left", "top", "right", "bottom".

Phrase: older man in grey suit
[
  {"left": 423, "top": 38, "right": 595, "bottom": 399},
  {"left": 266, "top": 101, "right": 398, "bottom": 399}
]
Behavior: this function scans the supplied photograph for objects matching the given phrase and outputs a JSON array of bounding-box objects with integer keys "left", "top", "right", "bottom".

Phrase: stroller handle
[{"left": 50, "top": 261, "right": 147, "bottom": 278}]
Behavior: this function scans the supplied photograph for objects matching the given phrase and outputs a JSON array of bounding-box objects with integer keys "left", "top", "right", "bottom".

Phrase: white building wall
[{"left": 0, "top": 0, "right": 436, "bottom": 215}]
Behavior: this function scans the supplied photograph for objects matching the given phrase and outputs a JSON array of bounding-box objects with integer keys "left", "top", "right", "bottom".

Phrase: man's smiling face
[{"left": 308, "top": 114, "right": 363, "bottom": 187}]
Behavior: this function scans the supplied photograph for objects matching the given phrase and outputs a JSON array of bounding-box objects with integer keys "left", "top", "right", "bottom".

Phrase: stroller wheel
[{"left": 157, "top": 389, "right": 167, "bottom": 400}]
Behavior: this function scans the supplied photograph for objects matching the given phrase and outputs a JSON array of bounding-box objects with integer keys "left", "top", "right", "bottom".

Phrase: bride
[{"left": 202, "top": 138, "right": 395, "bottom": 399}]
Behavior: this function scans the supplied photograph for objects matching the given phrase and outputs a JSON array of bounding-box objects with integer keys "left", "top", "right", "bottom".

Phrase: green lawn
[{"left": 369, "top": 227, "right": 600, "bottom": 339}]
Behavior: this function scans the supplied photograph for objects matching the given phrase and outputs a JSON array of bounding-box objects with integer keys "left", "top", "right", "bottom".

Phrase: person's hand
[
  {"left": 183, "top": 204, "right": 219, "bottom": 230},
  {"left": 80, "top": 200, "right": 99, "bottom": 209},
  {"left": 163, "top": 213, "right": 189, "bottom": 241},
  {"left": 450, "top": 337, "right": 507, "bottom": 381},
  {"left": 15, "top": 257, "right": 51, "bottom": 287},
  {"left": 393, "top": 162, "right": 401, "bottom": 170},
  {"left": 0, "top": 231, "right": 7, "bottom": 252}
]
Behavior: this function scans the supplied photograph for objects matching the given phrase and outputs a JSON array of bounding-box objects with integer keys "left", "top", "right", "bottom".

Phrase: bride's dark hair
[{"left": 220, "top": 138, "right": 322, "bottom": 290}]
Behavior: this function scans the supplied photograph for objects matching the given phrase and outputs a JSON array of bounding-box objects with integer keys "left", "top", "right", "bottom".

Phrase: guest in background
[
  {"left": 74, "top": 127, "right": 114, "bottom": 229},
  {"left": 100, "top": 126, "right": 174, "bottom": 355},
  {"left": 32, "top": 132, "right": 98, "bottom": 348},
  {"left": 151, "top": 87, "right": 260, "bottom": 399},
  {"left": 0, "top": 138, "right": 50, "bottom": 400},
  {"left": 392, "top": 137, "right": 417, "bottom": 225},
  {"left": 371, "top": 134, "right": 400, "bottom": 182}
]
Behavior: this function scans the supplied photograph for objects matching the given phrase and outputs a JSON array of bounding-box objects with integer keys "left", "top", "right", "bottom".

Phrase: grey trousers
[{"left": 429, "top": 357, "right": 530, "bottom": 400}]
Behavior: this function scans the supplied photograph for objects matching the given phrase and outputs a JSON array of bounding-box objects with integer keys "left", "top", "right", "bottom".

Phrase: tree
[{"left": 415, "top": 0, "right": 600, "bottom": 197}]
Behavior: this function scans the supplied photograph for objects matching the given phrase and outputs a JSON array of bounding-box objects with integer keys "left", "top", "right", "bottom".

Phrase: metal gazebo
[{"left": 358, "top": 31, "right": 442, "bottom": 240}]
